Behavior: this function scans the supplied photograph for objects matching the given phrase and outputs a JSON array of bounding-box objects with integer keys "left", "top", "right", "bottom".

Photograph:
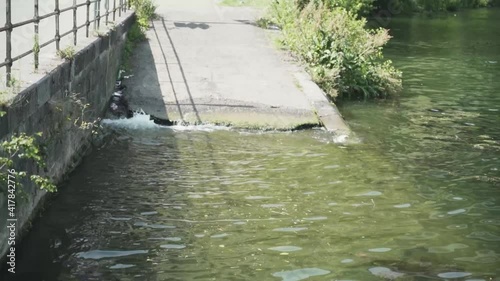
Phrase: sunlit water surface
[{"left": 3, "top": 8, "right": 500, "bottom": 281}]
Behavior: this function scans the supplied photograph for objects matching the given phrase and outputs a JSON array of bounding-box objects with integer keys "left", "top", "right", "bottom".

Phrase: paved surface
[{"left": 126, "top": 0, "right": 341, "bottom": 130}]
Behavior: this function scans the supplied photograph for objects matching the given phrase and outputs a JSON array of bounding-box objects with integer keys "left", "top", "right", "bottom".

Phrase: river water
[{"left": 3, "top": 8, "right": 500, "bottom": 281}]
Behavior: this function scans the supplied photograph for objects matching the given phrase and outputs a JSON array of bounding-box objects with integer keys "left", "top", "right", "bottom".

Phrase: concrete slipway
[{"left": 126, "top": 0, "right": 350, "bottom": 135}]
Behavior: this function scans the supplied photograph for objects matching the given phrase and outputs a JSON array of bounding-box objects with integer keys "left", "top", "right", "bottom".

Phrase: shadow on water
[
  {"left": 1, "top": 129, "right": 184, "bottom": 280},
  {"left": 0, "top": 18, "right": 233, "bottom": 276}
]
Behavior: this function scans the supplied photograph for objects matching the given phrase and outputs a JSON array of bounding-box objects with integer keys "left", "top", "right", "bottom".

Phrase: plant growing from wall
[
  {"left": 121, "top": 0, "right": 157, "bottom": 71},
  {"left": 0, "top": 75, "right": 22, "bottom": 105},
  {"left": 0, "top": 92, "right": 101, "bottom": 195},
  {"left": 67, "top": 93, "right": 102, "bottom": 134},
  {"left": 0, "top": 121, "right": 56, "bottom": 193},
  {"left": 57, "top": 46, "right": 76, "bottom": 60}
]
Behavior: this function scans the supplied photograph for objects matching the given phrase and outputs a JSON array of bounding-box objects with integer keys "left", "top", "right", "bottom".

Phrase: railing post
[
  {"left": 113, "top": 0, "right": 116, "bottom": 21},
  {"left": 94, "top": 0, "right": 98, "bottom": 30},
  {"left": 73, "top": 0, "right": 77, "bottom": 45},
  {"left": 5, "top": 0, "right": 12, "bottom": 86},
  {"left": 97, "top": 0, "right": 101, "bottom": 28},
  {"left": 119, "top": 0, "right": 122, "bottom": 17},
  {"left": 105, "top": 0, "right": 109, "bottom": 24},
  {"left": 34, "top": 0, "right": 40, "bottom": 70},
  {"left": 55, "top": 0, "right": 60, "bottom": 51},
  {"left": 86, "top": 0, "right": 90, "bottom": 37}
]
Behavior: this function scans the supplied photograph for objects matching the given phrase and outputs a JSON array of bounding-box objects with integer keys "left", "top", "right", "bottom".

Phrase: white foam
[
  {"left": 102, "top": 114, "right": 160, "bottom": 129},
  {"left": 333, "top": 134, "right": 349, "bottom": 143},
  {"left": 101, "top": 113, "right": 231, "bottom": 132}
]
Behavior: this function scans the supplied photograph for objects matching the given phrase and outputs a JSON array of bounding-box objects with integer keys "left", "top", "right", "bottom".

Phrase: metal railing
[{"left": 1, "top": 0, "right": 130, "bottom": 86}]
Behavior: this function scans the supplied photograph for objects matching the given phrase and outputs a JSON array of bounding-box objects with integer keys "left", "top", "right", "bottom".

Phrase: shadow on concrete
[
  {"left": 165, "top": 103, "right": 256, "bottom": 108},
  {"left": 159, "top": 17, "right": 201, "bottom": 123},
  {"left": 171, "top": 19, "right": 257, "bottom": 27},
  {"left": 173, "top": 22, "right": 210, "bottom": 29},
  {"left": 126, "top": 35, "right": 169, "bottom": 120}
]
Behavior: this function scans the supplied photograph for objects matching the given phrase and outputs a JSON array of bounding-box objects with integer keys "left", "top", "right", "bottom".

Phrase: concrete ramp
[{"left": 127, "top": 0, "right": 347, "bottom": 131}]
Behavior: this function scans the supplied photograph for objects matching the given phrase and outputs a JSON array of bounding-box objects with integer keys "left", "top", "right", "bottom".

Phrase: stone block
[
  {"left": 37, "top": 76, "right": 51, "bottom": 107},
  {"left": 0, "top": 104, "right": 9, "bottom": 138}
]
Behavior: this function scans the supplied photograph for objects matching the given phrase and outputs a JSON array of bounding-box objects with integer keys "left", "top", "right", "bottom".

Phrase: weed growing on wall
[
  {"left": 121, "top": 0, "right": 157, "bottom": 71},
  {"left": 57, "top": 46, "right": 76, "bottom": 60},
  {"left": 0, "top": 129, "right": 56, "bottom": 193},
  {"left": 0, "top": 92, "right": 100, "bottom": 194}
]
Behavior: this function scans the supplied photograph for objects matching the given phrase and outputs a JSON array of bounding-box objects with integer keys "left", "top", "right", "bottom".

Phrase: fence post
[
  {"left": 86, "top": 0, "right": 90, "bottom": 37},
  {"left": 105, "top": 0, "right": 109, "bottom": 24},
  {"left": 113, "top": 0, "right": 116, "bottom": 21},
  {"left": 97, "top": 0, "right": 101, "bottom": 28},
  {"left": 34, "top": 0, "right": 40, "bottom": 70},
  {"left": 55, "top": 0, "right": 60, "bottom": 51},
  {"left": 119, "top": 0, "right": 122, "bottom": 17},
  {"left": 94, "top": 0, "right": 98, "bottom": 30},
  {"left": 73, "top": 0, "right": 77, "bottom": 45},
  {"left": 5, "top": 0, "right": 12, "bottom": 86}
]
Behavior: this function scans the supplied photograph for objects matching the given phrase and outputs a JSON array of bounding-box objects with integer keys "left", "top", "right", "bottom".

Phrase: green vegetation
[
  {"left": 264, "top": 0, "right": 499, "bottom": 100},
  {"left": 122, "top": 0, "right": 157, "bottom": 71},
  {"left": 0, "top": 75, "right": 22, "bottom": 105},
  {"left": 374, "top": 0, "right": 498, "bottom": 13},
  {"left": 267, "top": 0, "right": 402, "bottom": 100},
  {"left": 0, "top": 131, "right": 56, "bottom": 192},
  {"left": 0, "top": 92, "right": 100, "bottom": 194},
  {"left": 130, "top": 0, "right": 157, "bottom": 30},
  {"left": 57, "top": 46, "right": 76, "bottom": 60},
  {"left": 296, "top": 0, "right": 375, "bottom": 14},
  {"left": 298, "top": 0, "right": 498, "bottom": 14}
]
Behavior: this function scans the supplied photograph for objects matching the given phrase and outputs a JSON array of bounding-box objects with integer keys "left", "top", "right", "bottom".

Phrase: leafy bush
[
  {"left": 0, "top": 131, "right": 56, "bottom": 192},
  {"left": 269, "top": 0, "right": 402, "bottom": 100},
  {"left": 130, "top": 0, "right": 157, "bottom": 31},
  {"left": 296, "top": 0, "right": 376, "bottom": 15}
]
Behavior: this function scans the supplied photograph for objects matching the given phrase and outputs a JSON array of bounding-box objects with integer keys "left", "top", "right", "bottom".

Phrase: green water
[{"left": 4, "top": 8, "right": 500, "bottom": 281}]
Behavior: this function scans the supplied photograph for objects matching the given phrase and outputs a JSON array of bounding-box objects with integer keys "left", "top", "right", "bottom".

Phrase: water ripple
[{"left": 272, "top": 268, "right": 331, "bottom": 281}]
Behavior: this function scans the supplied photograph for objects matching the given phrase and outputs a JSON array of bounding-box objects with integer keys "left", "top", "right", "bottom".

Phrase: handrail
[{"left": 1, "top": 0, "right": 129, "bottom": 86}]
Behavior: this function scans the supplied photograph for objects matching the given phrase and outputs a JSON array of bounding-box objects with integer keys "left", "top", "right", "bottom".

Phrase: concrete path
[{"left": 127, "top": 0, "right": 350, "bottom": 132}]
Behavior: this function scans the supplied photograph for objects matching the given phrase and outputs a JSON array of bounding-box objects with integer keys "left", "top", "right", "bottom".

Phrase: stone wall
[{"left": 0, "top": 13, "right": 135, "bottom": 262}]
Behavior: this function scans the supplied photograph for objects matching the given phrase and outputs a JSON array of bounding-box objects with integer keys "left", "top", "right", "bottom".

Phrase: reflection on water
[
  {"left": 3, "top": 8, "right": 500, "bottom": 281},
  {"left": 5, "top": 127, "right": 499, "bottom": 281}
]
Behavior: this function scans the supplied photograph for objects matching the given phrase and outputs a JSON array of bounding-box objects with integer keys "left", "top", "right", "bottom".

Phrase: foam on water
[{"left": 101, "top": 113, "right": 231, "bottom": 132}]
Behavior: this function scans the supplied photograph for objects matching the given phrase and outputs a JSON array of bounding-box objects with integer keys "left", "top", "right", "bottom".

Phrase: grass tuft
[{"left": 57, "top": 46, "right": 76, "bottom": 60}]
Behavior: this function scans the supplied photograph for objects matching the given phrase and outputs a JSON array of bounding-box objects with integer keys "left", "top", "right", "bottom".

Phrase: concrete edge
[
  {"left": 293, "top": 71, "right": 351, "bottom": 137},
  {"left": 260, "top": 25, "right": 352, "bottom": 139}
]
